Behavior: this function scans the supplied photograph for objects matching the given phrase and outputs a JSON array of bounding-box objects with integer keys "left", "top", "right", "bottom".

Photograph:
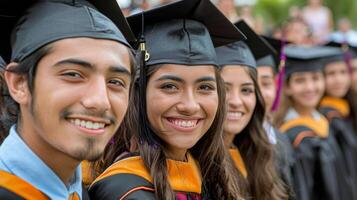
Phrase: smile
[
  {"left": 226, "top": 111, "right": 243, "bottom": 120},
  {"left": 69, "top": 119, "right": 106, "bottom": 130},
  {"left": 166, "top": 117, "right": 200, "bottom": 131}
]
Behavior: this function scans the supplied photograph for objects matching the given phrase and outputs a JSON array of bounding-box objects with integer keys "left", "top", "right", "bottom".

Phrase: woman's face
[
  {"left": 146, "top": 64, "right": 219, "bottom": 157},
  {"left": 221, "top": 66, "right": 256, "bottom": 135},
  {"left": 286, "top": 71, "right": 325, "bottom": 109},
  {"left": 324, "top": 61, "right": 351, "bottom": 98}
]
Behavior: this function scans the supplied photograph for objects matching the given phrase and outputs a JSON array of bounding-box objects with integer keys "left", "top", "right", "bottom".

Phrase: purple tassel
[
  {"left": 271, "top": 40, "right": 287, "bottom": 112},
  {"left": 342, "top": 43, "right": 353, "bottom": 74}
]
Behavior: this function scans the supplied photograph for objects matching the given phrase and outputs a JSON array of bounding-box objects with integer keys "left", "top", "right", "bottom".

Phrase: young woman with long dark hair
[
  {"left": 215, "top": 21, "right": 288, "bottom": 200},
  {"left": 274, "top": 46, "right": 353, "bottom": 200},
  {"left": 319, "top": 51, "right": 357, "bottom": 199},
  {"left": 89, "top": 0, "right": 246, "bottom": 199}
]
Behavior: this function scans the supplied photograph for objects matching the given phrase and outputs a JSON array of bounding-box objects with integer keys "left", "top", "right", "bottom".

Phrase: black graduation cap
[
  {"left": 0, "top": 0, "right": 135, "bottom": 63},
  {"left": 324, "top": 40, "right": 357, "bottom": 59},
  {"left": 285, "top": 45, "right": 343, "bottom": 77},
  {"left": 215, "top": 41, "right": 257, "bottom": 68},
  {"left": 126, "top": 0, "right": 246, "bottom": 67},
  {"left": 256, "top": 55, "right": 277, "bottom": 70},
  {"left": 215, "top": 20, "right": 274, "bottom": 69},
  {"left": 235, "top": 20, "right": 276, "bottom": 60},
  {"left": 258, "top": 36, "right": 292, "bottom": 71}
]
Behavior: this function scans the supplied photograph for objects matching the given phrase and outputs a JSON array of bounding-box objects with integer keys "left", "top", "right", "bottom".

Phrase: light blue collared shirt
[
  {"left": 263, "top": 121, "right": 277, "bottom": 145},
  {"left": 0, "top": 125, "right": 83, "bottom": 199}
]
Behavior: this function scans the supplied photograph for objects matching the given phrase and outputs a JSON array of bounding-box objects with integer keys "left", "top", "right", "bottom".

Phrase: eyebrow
[
  {"left": 156, "top": 75, "right": 183, "bottom": 82},
  {"left": 241, "top": 82, "right": 254, "bottom": 86},
  {"left": 156, "top": 75, "right": 216, "bottom": 83},
  {"left": 261, "top": 75, "right": 274, "bottom": 79},
  {"left": 195, "top": 76, "right": 216, "bottom": 84},
  {"left": 224, "top": 82, "right": 254, "bottom": 86},
  {"left": 54, "top": 58, "right": 131, "bottom": 76}
]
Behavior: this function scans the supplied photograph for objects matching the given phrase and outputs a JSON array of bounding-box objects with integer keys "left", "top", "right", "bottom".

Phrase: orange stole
[
  {"left": 92, "top": 153, "right": 202, "bottom": 194},
  {"left": 0, "top": 170, "right": 48, "bottom": 200},
  {"left": 320, "top": 97, "right": 350, "bottom": 117},
  {"left": 82, "top": 160, "right": 95, "bottom": 185},
  {"left": 279, "top": 114, "right": 329, "bottom": 138},
  {"left": 229, "top": 149, "right": 248, "bottom": 178}
]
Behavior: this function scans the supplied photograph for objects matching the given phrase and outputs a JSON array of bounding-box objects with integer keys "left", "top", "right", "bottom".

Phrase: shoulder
[
  {"left": 0, "top": 170, "right": 48, "bottom": 200},
  {"left": 89, "top": 156, "right": 155, "bottom": 200}
]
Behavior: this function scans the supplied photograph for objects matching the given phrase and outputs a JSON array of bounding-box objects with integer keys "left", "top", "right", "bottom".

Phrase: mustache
[{"left": 60, "top": 109, "right": 117, "bottom": 125}]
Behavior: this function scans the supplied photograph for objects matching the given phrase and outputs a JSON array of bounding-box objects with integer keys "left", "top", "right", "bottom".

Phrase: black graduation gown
[
  {"left": 280, "top": 114, "right": 348, "bottom": 200},
  {"left": 89, "top": 153, "right": 207, "bottom": 200},
  {"left": 274, "top": 130, "right": 295, "bottom": 199},
  {"left": 320, "top": 97, "right": 357, "bottom": 200}
]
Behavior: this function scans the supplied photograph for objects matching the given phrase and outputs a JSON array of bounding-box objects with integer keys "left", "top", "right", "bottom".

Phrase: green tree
[{"left": 254, "top": 0, "right": 357, "bottom": 31}]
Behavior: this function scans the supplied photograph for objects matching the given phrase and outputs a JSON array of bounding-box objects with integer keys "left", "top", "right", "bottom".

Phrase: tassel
[
  {"left": 342, "top": 43, "right": 353, "bottom": 74},
  {"left": 271, "top": 40, "right": 286, "bottom": 112}
]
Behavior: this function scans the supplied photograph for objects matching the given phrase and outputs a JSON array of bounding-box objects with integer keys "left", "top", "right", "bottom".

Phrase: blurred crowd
[{"left": 119, "top": 0, "right": 357, "bottom": 46}]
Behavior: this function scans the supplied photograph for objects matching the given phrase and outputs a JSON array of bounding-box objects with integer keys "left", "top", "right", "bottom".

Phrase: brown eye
[
  {"left": 199, "top": 84, "right": 215, "bottom": 91},
  {"left": 160, "top": 83, "right": 178, "bottom": 90},
  {"left": 108, "top": 79, "right": 125, "bottom": 88}
]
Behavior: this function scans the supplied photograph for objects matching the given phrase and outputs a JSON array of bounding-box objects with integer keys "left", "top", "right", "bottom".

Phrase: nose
[
  {"left": 305, "top": 79, "right": 315, "bottom": 92},
  {"left": 81, "top": 78, "right": 111, "bottom": 113},
  {"left": 176, "top": 89, "right": 200, "bottom": 115},
  {"left": 227, "top": 89, "right": 243, "bottom": 109}
]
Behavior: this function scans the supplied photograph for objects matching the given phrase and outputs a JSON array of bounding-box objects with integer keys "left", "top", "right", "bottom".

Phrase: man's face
[
  {"left": 20, "top": 38, "right": 132, "bottom": 162},
  {"left": 257, "top": 66, "right": 276, "bottom": 113}
]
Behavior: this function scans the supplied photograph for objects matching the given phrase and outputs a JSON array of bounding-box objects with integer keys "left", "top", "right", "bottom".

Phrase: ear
[{"left": 4, "top": 62, "right": 31, "bottom": 106}]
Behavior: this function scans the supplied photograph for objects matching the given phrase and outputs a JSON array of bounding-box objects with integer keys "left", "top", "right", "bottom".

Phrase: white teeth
[
  {"left": 69, "top": 119, "right": 106, "bottom": 130},
  {"left": 227, "top": 112, "right": 243, "bottom": 120},
  {"left": 171, "top": 119, "right": 197, "bottom": 128}
]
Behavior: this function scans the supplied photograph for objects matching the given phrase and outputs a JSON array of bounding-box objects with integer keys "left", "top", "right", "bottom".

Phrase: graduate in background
[
  {"left": 215, "top": 20, "right": 288, "bottom": 200},
  {"left": 318, "top": 49, "right": 357, "bottom": 199},
  {"left": 89, "top": 0, "right": 246, "bottom": 199},
  {"left": 0, "top": 0, "right": 135, "bottom": 199},
  {"left": 348, "top": 46, "right": 357, "bottom": 131},
  {"left": 274, "top": 46, "right": 351, "bottom": 200},
  {"left": 256, "top": 37, "right": 295, "bottom": 199}
]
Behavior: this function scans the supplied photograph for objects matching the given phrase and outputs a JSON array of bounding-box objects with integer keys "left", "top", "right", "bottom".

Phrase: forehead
[
  {"left": 44, "top": 37, "right": 131, "bottom": 67},
  {"left": 325, "top": 61, "right": 347, "bottom": 69},
  {"left": 221, "top": 65, "right": 253, "bottom": 82},
  {"left": 257, "top": 66, "right": 274, "bottom": 76},
  {"left": 290, "top": 71, "right": 323, "bottom": 79}
]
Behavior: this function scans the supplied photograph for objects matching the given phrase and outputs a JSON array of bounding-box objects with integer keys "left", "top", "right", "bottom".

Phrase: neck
[
  {"left": 292, "top": 104, "right": 315, "bottom": 117},
  {"left": 224, "top": 131, "right": 236, "bottom": 148},
  {"left": 18, "top": 124, "right": 79, "bottom": 185},
  {"left": 165, "top": 147, "right": 188, "bottom": 162}
]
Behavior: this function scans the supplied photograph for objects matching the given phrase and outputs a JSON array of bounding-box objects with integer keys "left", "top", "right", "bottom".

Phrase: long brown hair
[
  {"left": 98, "top": 64, "right": 245, "bottom": 200},
  {"left": 230, "top": 67, "right": 288, "bottom": 200}
]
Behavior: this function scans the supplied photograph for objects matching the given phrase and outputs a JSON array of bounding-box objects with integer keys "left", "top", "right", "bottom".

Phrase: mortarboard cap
[
  {"left": 259, "top": 36, "right": 292, "bottom": 70},
  {"left": 285, "top": 46, "right": 343, "bottom": 77},
  {"left": 126, "top": 0, "right": 246, "bottom": 67},
  {"left": 324, "top": 40, "right": 357, "bottom": 59},
  {"left": 215, "top": 41, "right": 256, "bottom": 68},
  {"left": 256, "top": 55, "right": 277, "bottom": 70},
  {"left": 235, "top": 21, "right": 276, "bottom": 60},
  {"left": 0, "top": 0, "right": 135, "bottom": 63},
  {"left": 215, "top": 20, "right": 273, "bottom": 69}
]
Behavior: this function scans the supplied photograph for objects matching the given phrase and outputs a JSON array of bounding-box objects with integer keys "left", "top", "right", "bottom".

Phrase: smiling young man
[{"left": 0, "top": 0, "right": 134, "bottom": 199}]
